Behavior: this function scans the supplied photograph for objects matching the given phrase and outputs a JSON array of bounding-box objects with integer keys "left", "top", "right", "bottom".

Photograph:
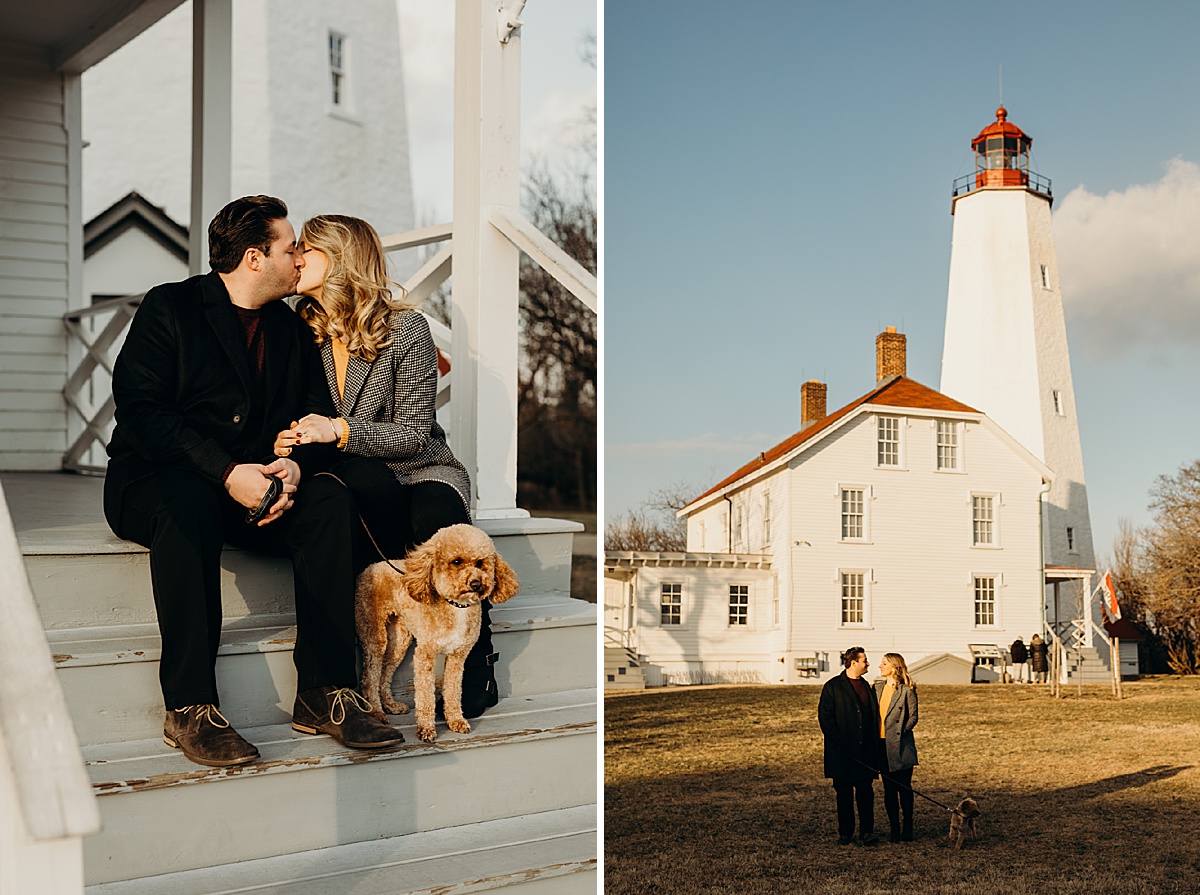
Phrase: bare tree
[
  {"left": 604, "top": 481, "right": 697, "bottom": 553},
  {"left": 1140, "top": 461, "right": 1200, "bottom": 674}
]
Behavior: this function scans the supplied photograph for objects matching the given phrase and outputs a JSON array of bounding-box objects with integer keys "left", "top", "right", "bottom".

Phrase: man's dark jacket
[
  {"left": 818, "top": 670, "right": 882, "bottom": 780},
  {"left": 105, "top": 272, "right": 335, "bottom": 524}
]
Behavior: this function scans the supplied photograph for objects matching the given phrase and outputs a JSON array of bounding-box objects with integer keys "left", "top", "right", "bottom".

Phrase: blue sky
[{"left": 603, "top": 0, "right": 1200, "bottom": 559}]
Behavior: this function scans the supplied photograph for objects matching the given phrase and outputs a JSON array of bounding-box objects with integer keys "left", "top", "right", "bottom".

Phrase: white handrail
[
  {"left": 0, "top": 482, "right": 99, "bottom": 840},
  {"left": 488, "top": 206, "right": 597, "bottom": 312}
]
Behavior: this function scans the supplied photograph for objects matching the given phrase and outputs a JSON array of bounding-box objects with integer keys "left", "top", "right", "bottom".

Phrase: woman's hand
[
  {"left": 274, "top": 422, "right": 303, "bottom": 456},
  {"left": 291, "top": 413, "right": 340, "bottom": 445}
]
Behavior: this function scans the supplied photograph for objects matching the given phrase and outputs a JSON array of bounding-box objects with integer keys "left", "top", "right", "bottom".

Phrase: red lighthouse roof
[{"left": 971, "top": 106, "right": 1032, "bottom": 151}]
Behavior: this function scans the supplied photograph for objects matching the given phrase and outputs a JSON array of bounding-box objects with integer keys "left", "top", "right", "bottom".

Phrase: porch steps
[
  {"left": 603, "top": 645, "right": 645, "bottom": 691},
  {"left": 1062, "top": 646, "right": 1112, "bottom": 684},
  {"left": 4, "top": 472, "right": 597, "bottom": 893},
  {"left": 84, "top": 806, "right": 596, "bottom": 895}
]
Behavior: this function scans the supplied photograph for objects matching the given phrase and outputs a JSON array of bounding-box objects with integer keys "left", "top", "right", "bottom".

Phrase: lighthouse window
[{"left": 1053, "top": 390, "right": 1065, "bottom": 416}]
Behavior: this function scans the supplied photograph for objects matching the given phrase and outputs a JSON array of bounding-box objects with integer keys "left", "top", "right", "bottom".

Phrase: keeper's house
[{"left": 605, "top": 329, "right": 1052, "bottom": 686}]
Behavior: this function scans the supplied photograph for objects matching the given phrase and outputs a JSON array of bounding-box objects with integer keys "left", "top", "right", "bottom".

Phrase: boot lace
[
  {"left": 175, "top": 704, "right": 231, "bottom": 728},
  {"left": 328, "top": 688, "right": 372, "bottom": 725}
]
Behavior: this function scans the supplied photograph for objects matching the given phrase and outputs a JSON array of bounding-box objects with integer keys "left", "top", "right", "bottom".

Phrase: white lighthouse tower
[{"left": 940, "top": 107, "right": 1101, "bottom": 655}]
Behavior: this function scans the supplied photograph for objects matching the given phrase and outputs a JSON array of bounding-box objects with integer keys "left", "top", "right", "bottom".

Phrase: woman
[
  {"left": 1029, "top": 633, "right": 1049, "bottom": 684},
  {"left": 873, "top": 653, "right": 919, "bottom": 842},
  {"left": 275, "top": 214, "right": 498, "bottom": 718}
]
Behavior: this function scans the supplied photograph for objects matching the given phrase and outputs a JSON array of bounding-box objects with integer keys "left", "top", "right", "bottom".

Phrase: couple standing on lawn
[{"left": 817, "top": 647, "right": 919, "bottom": 845}]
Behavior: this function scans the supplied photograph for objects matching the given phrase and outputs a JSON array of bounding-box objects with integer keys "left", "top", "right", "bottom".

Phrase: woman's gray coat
[
  {"left": 322, "top": 308, "right": 471, "bottom": 515},
  {"left": 872, "top": 679, "right": 919, "bottom": 772}
]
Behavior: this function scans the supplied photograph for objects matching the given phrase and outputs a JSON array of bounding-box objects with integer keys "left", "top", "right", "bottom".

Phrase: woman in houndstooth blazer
[{"left": 275, "top": 214, "right": 499, "bottom": 718}]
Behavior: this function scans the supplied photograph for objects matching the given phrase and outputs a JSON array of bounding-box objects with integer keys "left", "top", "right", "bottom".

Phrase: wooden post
[
  {"left": 450, "top": 0, "right": 526, "bottom": 519},
  {"left": 189, "top": 0, "right": 233, "bottom": 274},
  {"left": 1113, "top": 636, "right": 1123, "bottom": 699}
]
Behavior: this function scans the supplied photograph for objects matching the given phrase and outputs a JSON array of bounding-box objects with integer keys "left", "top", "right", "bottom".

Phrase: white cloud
[{"left": 1054, "top": 158, "right": 1200, "bottom": 353}]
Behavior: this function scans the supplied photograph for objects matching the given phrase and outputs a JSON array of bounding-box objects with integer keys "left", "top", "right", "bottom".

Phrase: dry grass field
[{"left": 605, "top": 678, "right": 1200, "bottom": 894}]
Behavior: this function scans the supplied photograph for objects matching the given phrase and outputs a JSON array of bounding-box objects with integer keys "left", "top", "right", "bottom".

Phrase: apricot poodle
[{"left": 355, "top": 524, "right": 519, "bottom": 742}]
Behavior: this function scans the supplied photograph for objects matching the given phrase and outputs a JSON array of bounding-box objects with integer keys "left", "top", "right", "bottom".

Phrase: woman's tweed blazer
[
  {"left": 872, "top": 679, "right": 919, "bottom": 772},
  {"left": 322, "top": 308, "right": 471, "bottom": 515}
]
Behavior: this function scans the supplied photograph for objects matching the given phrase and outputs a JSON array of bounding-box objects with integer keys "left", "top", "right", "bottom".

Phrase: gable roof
[
  {"left": 84, "top": 191, "right": 189, "bottom": 262},
  {"left": 684, "top": 376, "right": 981, "bottom": 511}
]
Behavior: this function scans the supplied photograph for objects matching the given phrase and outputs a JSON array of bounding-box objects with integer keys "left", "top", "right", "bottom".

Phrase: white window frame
[
  {"left": 698, "top": 520, "right": 706, "bottom": 551},
  {"left": 734, "top": 506, "right": 744, "bottom": 551},
  {"left": 839, "top": 485, "right": 870, "bottom": 543},
  {"left": 771, "top": 577, "right": 780, "bottom": 629},
  {"left": 971, "top": 492, "right": 1000, "bottom": 548},
  {"left": 1053, "top": 390, "right": 1065, "bottom": 416},
  {"left": 762, "top": 491, "right": 771, "bottom": 548},
  {"left": 839, "top": 569, "right": 871, "bottom": 628},
  {"left": 1040, "top": 264, "right": 1051, "bottom": 289},
  {"left": 728, "top": 584, "right": 750, "bottom": 627},
  {"left": 973, "top": 574, "right": 1001, "bottom": 628},
  {"left": 877, "top": 415, "right": 903, "bottom": 468},
  {"left": 660, "top": 582, "right": 683, "bottom": 626},
  {"left": 935, "top": 419, "right": 960, "bottom": 472}
]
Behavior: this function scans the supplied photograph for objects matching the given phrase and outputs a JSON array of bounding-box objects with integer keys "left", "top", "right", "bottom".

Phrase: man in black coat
[
  {"left": 817, "top": 646, "right": 882, "bottom": 845},
  {"left": 104, "top": 195, "right": 402, "bottom": 767}
]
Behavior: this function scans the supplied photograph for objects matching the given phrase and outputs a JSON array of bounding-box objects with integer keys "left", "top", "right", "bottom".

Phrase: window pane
[
  {"left": 729, "top": 585, "right": 749, "bottom": 625},
  {"left": 973, "top": 496, "right": 994, "bottom": 545},
  {"left": 661, "top": 583, "right": 682, "bottom": 625},
  {"left": 841, "top": 489, "right": 863, "bottom": 539},
  {"left": 878, "top": 417, "right": 899, "bottom": 466},
  {"left": 974, "top": 576, "right": 995, "bottom": 626},
  {"left": 841, "top": 573, "right": 864, "bottom": 625},
  {"left": 937, "top": 420, "right": 958, "bottom": 470}
]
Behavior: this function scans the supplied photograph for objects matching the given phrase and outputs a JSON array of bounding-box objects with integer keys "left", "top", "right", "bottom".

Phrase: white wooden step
[
  {"left": 4, "top": 472, "right": 582, "bottom": 629},
  {"left": 82, "top": 689, "right": 596, "bottom": 886},
  {"left": 51, "top": 594, "right": 597, "bottom": 744},
  {"left": 84, "top": 806, "right": 597, "bottom": 895}
]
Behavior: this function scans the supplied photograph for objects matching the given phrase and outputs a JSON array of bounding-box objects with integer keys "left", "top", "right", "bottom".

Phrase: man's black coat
[
  {"left": 105, "top": 271, "right": 335, "bottom": 524},
  {"left": 818, "top": 670, "right": 883, "bottom": 780}
]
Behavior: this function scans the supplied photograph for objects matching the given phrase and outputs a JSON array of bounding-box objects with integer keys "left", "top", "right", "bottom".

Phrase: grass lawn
[{"left": 605, "top": 678, "right": 1200, "bottom": 894}]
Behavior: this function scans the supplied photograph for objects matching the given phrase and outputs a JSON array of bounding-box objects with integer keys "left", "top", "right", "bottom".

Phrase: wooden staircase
[
  {"left": 7, "top": 472, "right": 597, "bottom": 894},
  {"left": 603, "top": 645, "right": 645, "bottom": 691}
]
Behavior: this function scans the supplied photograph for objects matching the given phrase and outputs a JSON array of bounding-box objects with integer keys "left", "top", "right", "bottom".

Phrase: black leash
[
  {"left": 848, "top": 755, "right": 957, "bottom": 813},
  {"left": 310, "top": 471, "right": 469, "bottom": 609},
  {"left": 312, "top": 471, "right": 407, "bottom": 578}
]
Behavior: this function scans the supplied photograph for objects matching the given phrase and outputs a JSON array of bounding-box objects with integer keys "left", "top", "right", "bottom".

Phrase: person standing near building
[
  {"left": 1010, "top": 636, "right": 1029, "bottom": 683},
  {"left": 818, "top": 646, "right": 881, "bottom": 845},
  {"left": 873, "top": 653, "right": 919, "bottom": 842},
  {"left": 104, "top": 195, "right": 404, "bottom": 768},
  {"left": 1029, "top": 633, "right": 1049, "bottom": 684}
]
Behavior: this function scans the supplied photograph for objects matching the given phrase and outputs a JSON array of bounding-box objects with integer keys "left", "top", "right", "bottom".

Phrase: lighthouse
[{"left": 940, "top": 107, "right": 1099, "bottom": 644}]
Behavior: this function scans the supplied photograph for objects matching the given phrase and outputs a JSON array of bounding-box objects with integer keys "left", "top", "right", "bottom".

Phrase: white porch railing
[{"left": 0, "top": 482, "right": 100, "bottom": 890}]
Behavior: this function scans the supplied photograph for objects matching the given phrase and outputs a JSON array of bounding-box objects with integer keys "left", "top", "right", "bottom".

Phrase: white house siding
[
  {"left": 785, "top": 410, "right": 1046, "bottom": 683},
  {"left": 83, "top": 227, "right": 187, "bottom": 301},
  {"left": 628, "top": 563, "right": 777, "bottom": 685},
  {"left": 82, "top": 0, "right": 415, "bottom": 268},
  {"left": 0, "top": 45, "right": 73, "bottom": 470}
]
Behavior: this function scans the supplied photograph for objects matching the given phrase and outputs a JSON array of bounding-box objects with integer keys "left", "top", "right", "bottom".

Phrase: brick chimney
[
  {"left": 800, "top": 379, "right": 827, "bottom": 429},
  {"left": 876, "top": 326, "right": 906, "bottom": 381}
]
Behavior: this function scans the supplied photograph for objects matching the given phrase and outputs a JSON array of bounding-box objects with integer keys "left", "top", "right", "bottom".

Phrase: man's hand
[{"left": 225, "top": 460, "right": 300, "bottom": 526}]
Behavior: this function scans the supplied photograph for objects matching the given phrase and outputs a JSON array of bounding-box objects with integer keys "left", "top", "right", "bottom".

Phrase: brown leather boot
[
  {"left": 292, "top": 686, "right": 405, "bottom": 749},
  {"left": 163, "top": 705, "right": 260, "bottom": 768}
]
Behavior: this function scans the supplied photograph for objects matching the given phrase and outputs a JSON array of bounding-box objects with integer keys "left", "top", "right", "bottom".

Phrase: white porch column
[
  {"left": 451, "top": 0, "right": 526, "bottom": 519},
  {"left": 189, "top": 0, "right": 233, "bottom": 274}
]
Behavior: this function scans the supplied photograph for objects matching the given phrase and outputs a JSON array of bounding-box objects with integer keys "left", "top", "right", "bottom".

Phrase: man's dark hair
[
  {"left": 841, "top": 646, "right": 866, "bottom": 668},
  {"left": 208, "top": 195, "right": 289, "bottom": 273}
]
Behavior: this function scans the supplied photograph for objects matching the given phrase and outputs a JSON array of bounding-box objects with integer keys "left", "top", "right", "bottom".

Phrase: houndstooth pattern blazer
[{"left": 321, "top": 308, "right": 472, "bottom": 516}]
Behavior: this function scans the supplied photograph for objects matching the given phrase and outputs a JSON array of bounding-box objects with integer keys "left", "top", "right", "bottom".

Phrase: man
[
  {"left": 817, "top": 646, "right": 882, "bottom": 845},
  {"left": 104, "top": 195, "right": 403, "bottom": 768}
]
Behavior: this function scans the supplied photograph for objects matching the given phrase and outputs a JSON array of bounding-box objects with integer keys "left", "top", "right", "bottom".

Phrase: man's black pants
[
  {"left": 832, "top": 776, "right": 876, "bottom": 839},
  {"left": 107, "top": 468, "right": 359, "bottom": 709}
]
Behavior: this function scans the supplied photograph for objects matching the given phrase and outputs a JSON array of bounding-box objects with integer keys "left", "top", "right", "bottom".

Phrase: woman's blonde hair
[
  {"left": 882, "top": 652, "right": 915, "bottom": 689},
  {"left": 294, "top": 215, "right": 411, "bottom": 361}
]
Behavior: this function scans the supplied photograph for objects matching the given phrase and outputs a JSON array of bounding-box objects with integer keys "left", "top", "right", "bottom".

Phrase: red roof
[
  {"left": 971, "top": 106, "right": 1031, "bottom": 151},
  {"left": 688, "top": 376, "right": 979, "bottom": 506}
]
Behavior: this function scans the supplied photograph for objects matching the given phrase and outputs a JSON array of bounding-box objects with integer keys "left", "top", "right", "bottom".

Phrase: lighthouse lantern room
[{"left": 952, "top": 106, "right": 1051, "bottom": 205}]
